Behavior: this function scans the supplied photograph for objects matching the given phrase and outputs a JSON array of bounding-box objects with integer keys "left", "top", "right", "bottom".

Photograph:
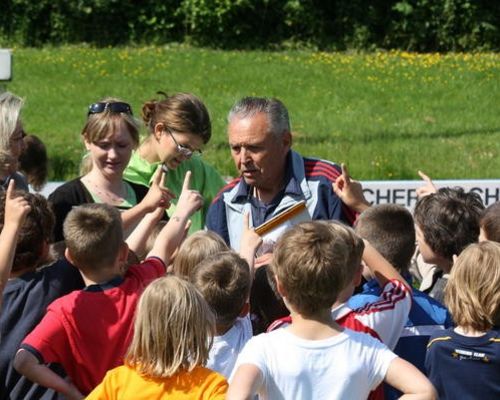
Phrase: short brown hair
[
  {"left": 82, "top": 98, "right": 139, "bottom": 148},
  {"left": 191, "top": 251, "right": 251, "bottom": 327},
  {"left": 355, "top": 204, "right": 415, "bottom": 274},
  {"left": 142, "top": 92, "right": 211, "bottom": 144},
  {"left": 445, "top": 241, "right": 500, "bottom": 331},
  {"left": 271, "top": 221, "right": 364, "bottom": 316},
  {"left": 480, "top": 202, "right": 500, "bottom": 242},
  {"left": 414, "top": 187, "right": 484, "bottom": 262},
  {"left": 18, "top": 134, "right": 48, "bottom": 192},
  {"left": 172, "top": 231, "right": 229, "bottom": 279},
  {"left": 0, "top": 190, "right": 54, "bottom": 271},
  {"left": 63, "top": 203, "right": 123, "bottom": 272},
  {"left": 126, "top": 276, "right": 215, "bottom": 377}
]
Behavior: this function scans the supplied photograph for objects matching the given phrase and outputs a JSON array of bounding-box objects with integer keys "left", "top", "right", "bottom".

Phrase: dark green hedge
[{"left": 1, "top": 0, "right": 498, "bottom": 51}]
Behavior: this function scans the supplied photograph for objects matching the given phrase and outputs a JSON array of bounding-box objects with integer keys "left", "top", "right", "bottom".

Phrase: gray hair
[
  {"left": 0, "top": 91, "right": 24, "bottom": 151},
  {"left": 228, "top": 97, "right": 291, "bottom": 136}
]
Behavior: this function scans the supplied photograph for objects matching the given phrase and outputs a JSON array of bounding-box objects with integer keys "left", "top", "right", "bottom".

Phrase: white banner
[
  {"left": 361, "top": 179, "right": 499, "bottom": 210},
  {"left": 37, "top": 179, "right": 499, "bottom": 210}
]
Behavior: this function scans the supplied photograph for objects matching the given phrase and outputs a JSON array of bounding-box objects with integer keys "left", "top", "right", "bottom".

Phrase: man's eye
[
  {"left": 231, "top": 146, "right": 241, "bottom": 153},
  {"left": 247, "top": 146, "right": 259, "bottom": 153}
]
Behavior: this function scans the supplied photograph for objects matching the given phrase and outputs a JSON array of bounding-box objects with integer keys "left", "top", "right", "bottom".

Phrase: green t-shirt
[{"left": 124, "top": 152, "right": 225, "bottom": 234}]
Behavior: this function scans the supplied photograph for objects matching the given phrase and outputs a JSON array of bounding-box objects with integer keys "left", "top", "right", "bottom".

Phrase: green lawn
[{"left": 4, "top": 45, "right": 500, "bottom": 181}]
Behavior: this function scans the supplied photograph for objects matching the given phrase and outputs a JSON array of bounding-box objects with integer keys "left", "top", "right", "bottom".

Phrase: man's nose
[{"left": 240, "top": 147, "right": 250, "bottom": 163}]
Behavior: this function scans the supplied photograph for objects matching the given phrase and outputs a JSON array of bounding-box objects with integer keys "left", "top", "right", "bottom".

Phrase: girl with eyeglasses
[
  {"left": 0, "top": 92, "right": 29, "bottom": 192},
  {"left": 49, "top": 98, "right": 173, "bottom": 242},
  {"left": 123, "top": 92, "right": 225, "bottom": 234}
]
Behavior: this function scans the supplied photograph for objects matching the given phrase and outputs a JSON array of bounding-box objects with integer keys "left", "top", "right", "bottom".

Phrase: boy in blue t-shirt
[
  {"left": 0, "top": 181, "right": 84, "bottom": 400},
  {"left": 348, "top": 204, "right": 453, "bottom": 400}
]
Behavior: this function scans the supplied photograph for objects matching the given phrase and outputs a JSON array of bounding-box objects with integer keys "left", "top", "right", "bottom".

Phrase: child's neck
[
  {"left": 80, "top": 265, "right": 123, "bottom": 287},
  {"left": 287, "top": 308, "right": 343, "bottom": 340},
  {"left": 435, "top": 257, "right": 453, "bottom": 274},
  {"left": 454, "top": 326, "right": 488, "bottom": 337},
  {"left": 216, "top": 322, "right": 233, "bottom": 336}
]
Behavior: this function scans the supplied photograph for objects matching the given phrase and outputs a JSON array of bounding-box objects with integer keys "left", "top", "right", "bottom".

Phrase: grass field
[{"left": 4, "top": 45, "right": 500, "bottom": 181}]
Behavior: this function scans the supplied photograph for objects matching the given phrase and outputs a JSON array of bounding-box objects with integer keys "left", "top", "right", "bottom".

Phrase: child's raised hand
[
  {"left": 141, "top": 165, "right": 176, "bottom": 211},
  {"left": 333, "top": 163, "right": 370, "bottom": 213},
  {"left": 174, "top": 171, "right": 203, "bottom": 219},
  {"left": 4, "top": 180, "right": 31, "bottom": 228},
  {"left": 416, "top": 170, "right": 437, "bottom": 199}
]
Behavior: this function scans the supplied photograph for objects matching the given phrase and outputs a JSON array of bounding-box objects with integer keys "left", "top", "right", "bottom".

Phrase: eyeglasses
[
  {"left": 165, "top": 127, "right": 201, "bottom": 158},
  {"left": 87, "top": 102, "right": 133, "bottom": 116}
]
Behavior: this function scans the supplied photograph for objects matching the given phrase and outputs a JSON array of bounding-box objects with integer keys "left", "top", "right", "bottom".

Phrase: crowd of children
[{"left": 1, "top": 91, "right": 499, "bottom": 399}]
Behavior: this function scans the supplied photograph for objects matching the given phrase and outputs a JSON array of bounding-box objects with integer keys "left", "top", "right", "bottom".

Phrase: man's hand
[{"left": 333, "top": 163, "right": 370, "bottom": 213}]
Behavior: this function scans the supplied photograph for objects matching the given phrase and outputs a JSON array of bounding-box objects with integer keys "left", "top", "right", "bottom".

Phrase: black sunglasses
[{"left": 87, "top": 102, "right": 133, "bottom": 116}]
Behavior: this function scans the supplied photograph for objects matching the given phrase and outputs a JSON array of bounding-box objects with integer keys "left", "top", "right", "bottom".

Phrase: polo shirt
[{"left": 20, "top": 257, "right": 165, "bottom": 395}]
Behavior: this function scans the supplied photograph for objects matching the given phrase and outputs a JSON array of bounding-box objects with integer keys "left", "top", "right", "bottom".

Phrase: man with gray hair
[{"left": 206, "top": 96, "right": 356, "bottom": 251}]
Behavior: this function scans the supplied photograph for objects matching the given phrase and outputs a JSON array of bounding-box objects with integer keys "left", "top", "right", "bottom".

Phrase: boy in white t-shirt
[
  {"left": 228, "top": 221, "right": 436, "bottom": 400},
  {"left": 190, "top": 251, "right": 252, "bottom": 378}
]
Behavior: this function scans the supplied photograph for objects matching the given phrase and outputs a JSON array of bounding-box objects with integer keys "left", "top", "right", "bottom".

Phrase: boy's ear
[
  {"left": 354, "top": 263, "right": 364, "bottom": 286},
  {"left": 64, "top": 247, "right": 76, "bottom": 265},
  {"left": 275, "top": 276, "right": 287, "bottom": 298},
  {"left": 118, "top": 242, "right": 129, "bottom": 264}
]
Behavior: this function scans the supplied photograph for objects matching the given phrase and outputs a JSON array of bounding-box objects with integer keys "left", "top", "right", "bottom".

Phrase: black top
[
  {"left": 48, "top": 177, "right": 149, "bottom": 242},
  {"left": 0, "top": 259, "right": 84, "bottom": 399}
]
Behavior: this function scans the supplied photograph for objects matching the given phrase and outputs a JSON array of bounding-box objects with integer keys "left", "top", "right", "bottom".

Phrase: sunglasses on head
[{"left": 87, "top": 102, "right": 133, "bottom": 116}]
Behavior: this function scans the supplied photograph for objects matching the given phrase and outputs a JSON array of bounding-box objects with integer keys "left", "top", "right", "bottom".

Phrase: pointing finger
[
  {"left": 182, "top": 170, "right": 192, "bottom": 191},
  {"left": 418, "top": 170, "right": 431, "bottom": 183},
  {"left": 243, "top": 212, "right": 250, "bottom": 229},
  {"left": 6, "top": 179, "right": 16, "bottom": 199},
  {"left": 152, "top": 165, "right": 164, "bottom": 186},
  {"left": 341, "top": 163, "right": 351, "bottom": 184}
]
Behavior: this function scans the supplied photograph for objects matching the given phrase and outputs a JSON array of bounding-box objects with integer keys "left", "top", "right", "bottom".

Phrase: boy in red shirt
[{"left": 14, "top": 172, "right": 202, "bottom": 398}]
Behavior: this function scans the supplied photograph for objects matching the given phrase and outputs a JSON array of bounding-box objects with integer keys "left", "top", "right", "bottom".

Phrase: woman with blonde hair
[
  {"left": 124, "top": 92, "right": 225, "bottom": 234},
  {"left": 49, "top": 99, "right": 172, "bottom": 242},
  {"left": 425, "top": 241, "right": 500, "bottom": 399},
  {"left": 0, "top": 92, "right": 28, "bottom": 191},
  {"left": 87, "top": 275, "right": 228, "bottom": 399}
]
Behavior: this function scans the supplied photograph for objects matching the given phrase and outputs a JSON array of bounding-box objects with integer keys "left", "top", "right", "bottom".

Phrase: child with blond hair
[
  {"left": 87, "top": 275, "right": 227, "bottom": 399},
  {"left": 425, "top": 241, "right": 500, "bottom": 399}
]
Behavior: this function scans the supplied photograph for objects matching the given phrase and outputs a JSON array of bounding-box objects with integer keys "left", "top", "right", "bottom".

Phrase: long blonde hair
[
  {"left": 445, "top": 241, "right": 500, "bottom": 331},
  {"left": 126, "top": 276, "right": 215, "bottom": 378}
]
